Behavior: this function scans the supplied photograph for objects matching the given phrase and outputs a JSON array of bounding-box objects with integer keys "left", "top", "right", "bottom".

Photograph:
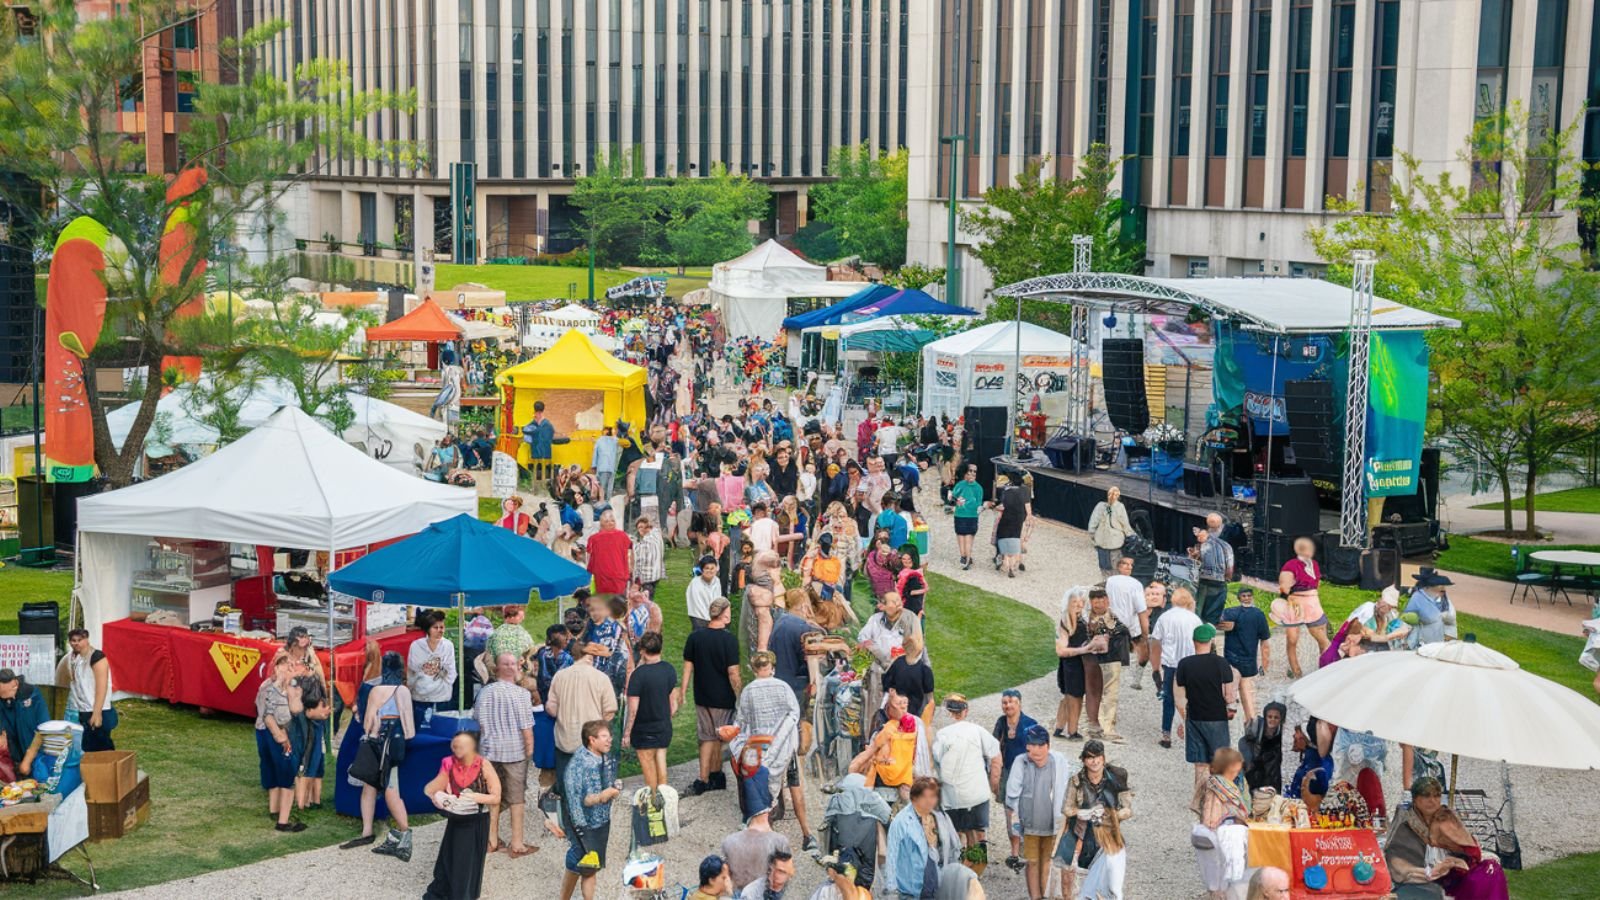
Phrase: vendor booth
[
  {"left": 519, "top": 302, "right": 616, "bottom": 352},
  {"left": 76, "top": 407, "right": 477, "bottom": 718},
  {"left": 429, "top": 282, "right": 507, "bottom": 310},
  {"left": 103, "top": 377, "right": 446, "bottom": 475},
  {"left": 495, "top": 329, "right": 647, "bottom": 469},
  {"left": 921, "top": 321, "right": 1076, "bottom": 420},
  {"left": 987, "top": 272, "right": 1456, "bottom": 576},
  {"left": 709, "top": 240, "right": 863, "bottom": 338},
  {"left": 365, "top": 298, "right": 465, "bottom": 370}
]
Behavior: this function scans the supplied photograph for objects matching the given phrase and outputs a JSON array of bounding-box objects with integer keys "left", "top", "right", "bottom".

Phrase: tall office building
[
  {"left": 906, "top": 0, "right": 1600, "bottom": 307},
  {"left": 242, "top": 0, "right": 912, "bottom": 261}
]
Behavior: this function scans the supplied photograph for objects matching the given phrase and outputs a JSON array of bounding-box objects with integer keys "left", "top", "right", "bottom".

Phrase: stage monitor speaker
[
  {"left": 1183, "top": 464, "right": 1216, "bottom": 498},
  {"left": 1319, "top": 532, "right": 1362, "bottom": 585},
  {"left": 1043, "top": 434, "right": 1095, "bottom": 472},
  {"left": 1254, "top": 477, "right": 1321, "bottom": 537},
  {"left": 1247, "top": 531, "right": 1296, "bottom": 581},
  {"left": 1360, "top": 548, "right": 1401, "bottom": 590},
  {"left": 1100, "top": 338, "right": 1150, "bottom": 434},
  {"left": 962, "top": 405, "right": 1010, "bottom": 495},
  {"left": 1284, "top": 380, "right": 1342, "bottom": 482}
]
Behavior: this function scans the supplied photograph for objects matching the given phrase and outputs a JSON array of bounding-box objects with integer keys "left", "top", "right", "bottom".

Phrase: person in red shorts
[{"left": 585, "top": 508, "right": 633, "bottom": 595}]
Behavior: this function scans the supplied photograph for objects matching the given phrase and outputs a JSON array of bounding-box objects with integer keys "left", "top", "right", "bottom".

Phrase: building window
[
  {"left": 538, "top": 0, "right": 551, "bottom": 177},
  {"left": 1090, "top": 0, "right": 1113, "bottom": 145},
  {"left": 176, "top": 71, "right": 197, "bottom": 114},
  {"left": 1172, "top": 1, "right": 1194, "bottom": 157},
  {"left": 841, "top": 0, "right": 853, "bottom": 148},
  {"left": 820, "top": 0, "right": 831, "bottom": 173},
  {"left": 1135, "top": 2, "right": 1157, "bottom": 158},
  {"left": 1579, "top": 6, "right": 1600, "bottom": 256},
  {"left": 173, "top": 20, "right": 197, "bottom": 50},
  {"left": 994, "top": 0, "right": 1013, "bottom": 178},
  {"left": 803, "top": 0, "right": 814, "bottom": 174},
  {"left": 1285, "top": 0, "right": 1312, "bottom": 158},
  {"left": 1209, "top": 0, "right": 1232, "bottom": 159},
  {"left": 486, "top": 0, "right": 501, "bottom": 178},
  {"left": 1247, "top": 0, "right": 1270, "bottom": 157},
  {"left": 1025, "top": 0, "right": 1047, "bottom": 158},
  {"left": 1366, "top": 0, "right": 1399, "bottom": 208},
  {"left": 1327, "top": 0, "right": 1355, "bottom": 158},
  {"left": 656, "top": 0, "right": 668, "bottom": 176},
  {"left": 963, "top": 0, "right": 982, "bottom": 194}
]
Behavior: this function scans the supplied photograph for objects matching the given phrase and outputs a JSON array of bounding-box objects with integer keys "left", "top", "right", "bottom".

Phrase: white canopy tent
[
  {"left": 447, "top": 313, "right": 516, "bottom": 342},
  {"left": 920, "top": 321, "right": 1077, "bottom": 420},
  {"left": 103, "top": 378, "right": 447, "bottom": 474},
  {"left": 532, "top": 303, "right": 602, "bottom": 325},
  {"left": 76, "top": 407, "right": 478, "bottom": 643},
  {"left": 709, "top": 240, "right": 862, "bottom": 338}
]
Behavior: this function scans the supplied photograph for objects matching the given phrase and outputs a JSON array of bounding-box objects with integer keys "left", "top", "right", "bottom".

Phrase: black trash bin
[{"left": 18, "top": 601, "right": 61, "bottom": 651}]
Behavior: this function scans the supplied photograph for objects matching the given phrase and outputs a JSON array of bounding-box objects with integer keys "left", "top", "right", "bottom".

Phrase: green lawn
[
  {"left": 1507, "top": 849, "right": 1600, "bottom": 898},
  {"left": 2, "top": 403, "right": 40, "bottom": 435},
  {"left": 1434, "top": 535, "right": 1600, "bottom": 583},
  {"left": 435, "top": 262, "right": 712, "bottom": 303},
  {"left": 1472, "top": 486, "right": 1600, "bottom": 515}
]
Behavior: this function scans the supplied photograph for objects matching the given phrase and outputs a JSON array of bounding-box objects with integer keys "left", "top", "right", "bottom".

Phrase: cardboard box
[
  {"left": 87, "top": 771, "right": 150, "bottom": 841},
  {"left": 80, "top": 750, "right": 138, "bottom": 803}
]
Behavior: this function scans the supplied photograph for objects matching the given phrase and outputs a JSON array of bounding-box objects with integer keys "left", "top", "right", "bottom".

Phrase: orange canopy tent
[{"left": 365, "top": 298, "right": 465, "bottom": 370}]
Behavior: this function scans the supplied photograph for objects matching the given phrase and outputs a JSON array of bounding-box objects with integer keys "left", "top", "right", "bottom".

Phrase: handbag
[
  {"left": 1190, "top": 823, "right": 1218, "bottom": 850},
  {"left": 570, "top": 826, "right": 604, "bottom": 875},
  {"left": 349, "top": 733, "right": 389, "bottom": 789}
]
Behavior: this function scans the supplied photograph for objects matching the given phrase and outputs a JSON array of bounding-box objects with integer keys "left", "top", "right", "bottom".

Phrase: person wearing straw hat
[
  {"left": 1345, "top": 586, "right": 1413, "bottom": 653},
  {"left": 931, "top": 692, "right": 1002, "bottom": 855}
]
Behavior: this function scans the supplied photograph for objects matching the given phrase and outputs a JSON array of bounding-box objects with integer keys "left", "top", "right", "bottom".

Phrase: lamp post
[{"left": 940, "top": 135, "right": 965, "bottom": 307}]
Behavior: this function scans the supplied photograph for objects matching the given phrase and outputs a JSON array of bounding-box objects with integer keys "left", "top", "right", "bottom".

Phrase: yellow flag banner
[{"left": 209, "top": 641, "right": 262, "bottom": 692}]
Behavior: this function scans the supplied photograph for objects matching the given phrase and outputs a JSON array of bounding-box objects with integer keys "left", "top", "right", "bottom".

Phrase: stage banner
[{"left": 1364, "top": 331, "right": 1428, "bottom": 498}]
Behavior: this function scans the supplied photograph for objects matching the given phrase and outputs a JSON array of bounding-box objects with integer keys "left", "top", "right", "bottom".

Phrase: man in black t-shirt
[
  {"left": 1174, "top": 623, "right": 1235, "bottom": 793},
  {"left": 681, "top": 598, "right": 743, "bottom": 796}
]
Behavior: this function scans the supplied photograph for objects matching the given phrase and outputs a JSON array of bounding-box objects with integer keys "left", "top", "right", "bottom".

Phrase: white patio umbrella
[{"left": 1288, "top": 640, "right": 1600, "bottom": 794}]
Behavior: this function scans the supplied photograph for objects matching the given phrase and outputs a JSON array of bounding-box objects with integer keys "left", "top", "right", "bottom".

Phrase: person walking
[
  {"left": 1085, "top": 588, "right": 1130, "bottom": 743},
  {"left": 254, "top": 656, "right": 301, "bottom": 833},
  {"left": 1273, "top": 536, "right": 1331, "bottom": 678},
  {"left": 530, "top": 625, "right": 573, "bottom": 785},
  {"left": 1149, "top": 586, "right": 1204, "bottom": 749},
  {"left": 1104, "top": 556, "right": 1151, "bottom": 689},
  {"left": 856, "top": 590, "right": 924, "bottom": 723},
  {"left": 950, "top": 463, "right": 984, "bottom": 570},
  {"left": 1076, "top": 807, "right": 1128, "bottom": 900},
  {"left": 736, "top": 849, "right": 797, "bottom": 900},
  {"left": 1190, "top": 526, "right": 1233, "bottom": 627},
  {"left": 931, "top": 693, "right": 1002, "bottom": 853},
  {"left": 423, "top": 730, "right": 502, "bottom": 900},
  {"left": 561, "top": 721, "right": 621, "bottom": 900},
  {"left": 686, "top": 554, "right": 724, "bottom": 631},
  {"left": 546, "top": 642, "right": 619, "bottom": 817},
  {"left": 990, "top": 475, "right": 1030, "bottom": 577},
  {"left": 623, "top": 631, "right": 679, "bottom": 801},
  {"left": 1054, "top": 587, "right": 1105, "bottom": 741},
  {"left": 356, "top": 652, "right": 416, "bottom": 859},
  {"left": 681, "top": 598, "right": 742, "bottom": 797},
  {"left": 1060, "top": 740, "right": 1133, "bottom": 897},
  {"left": 474, "top": 652, "right": 535, "bottom": 857},
  {"left": 585, "top": 509, "right": 634, "bottom": 596},
  {"left": 1220, "top": 586, "right": 1272, "bottom": 721},
  {"left": 719, "top": 793, "right": 792, "bottom": 893},
  {"left": 884, "top": 777, "right": 965, "bottom": 900},
  {"left": 592, "top": 425, "right": 621, "bottom": 509},
  {"left": 632, "top": 516, "right": 666, "bottom": 598},
  {"left": 1176, "top": 625, "right": 1235, "bottom": 797},
  {"left": 1086, "top": 486, "right": 1134, "bottom": 575},
  {"left": 64, "top": 628, "right": 116, "bottom": 751},
  {"left": 731, "top": 651, "right": 817, "bottom": 851},
  {"left": 487, "top": 604, "right": 536, "bottom": 662},
  {"left": 1004, "top": 726, "right": 1075, "bottom": 900}
]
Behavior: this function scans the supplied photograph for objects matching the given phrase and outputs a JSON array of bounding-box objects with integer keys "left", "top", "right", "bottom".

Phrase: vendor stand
[
  {"left": 495, "top": 329, "right": 647, "bottom": 470},
  {"left": 326, "top": 513, "right": 589, "bottom": 818},
  {"left": 0, "top": 787, "right": 95, "bottom": 889},
  {"left": 75, "top": 408, "right": 476, "bottom": 718}
]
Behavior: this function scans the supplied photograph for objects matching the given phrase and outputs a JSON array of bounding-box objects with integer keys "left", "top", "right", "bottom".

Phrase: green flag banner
[{"left": 1364, "top": 331, "right": 1429, "bottom": 498}]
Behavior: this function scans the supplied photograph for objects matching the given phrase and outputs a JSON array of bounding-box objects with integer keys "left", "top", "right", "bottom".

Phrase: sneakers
[
  {"left": 802, "top": 834, "right": 819, "bottom": 853},
  {"left": 1005, "top": 855, "right": 1027, "bottom": 873},
  {"left": 340, "top": 834, "right": 376, "bottom": 849},
  {"left": 1130, "top": 664, "right": 1145, "bottom": 691},
  {"left": 372, "top": 828, "right": 413, "bottom": 862},
  {"left": 1052, "top": 728, "right": 1067, "bottom": 739},
  {"left": 275, "top": 821, "right": 306, "bottom": 833},
  {"left": 960, "top": 557, "right": 972, "bottom": 570},
  {"left": 1067, "top": 732, "right": 1083, "bottom": 741},
  {"left": 683, "top": 779, "right": 710, "bottom": 797},
  {"left": 708, "top": 771, "right": 728, "bottom": 791}
]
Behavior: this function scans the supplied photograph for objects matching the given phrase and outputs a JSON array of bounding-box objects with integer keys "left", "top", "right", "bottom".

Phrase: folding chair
[{"left": 1508, "top": 546, "right": 1551, "bottom": 607}]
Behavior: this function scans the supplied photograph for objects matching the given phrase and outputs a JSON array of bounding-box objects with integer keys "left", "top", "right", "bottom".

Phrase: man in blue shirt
[
  {"left": 562, "top": 720, "right": 620, "bottom": 900},
  {"left": 991, "top": 688, "right": 1038, "bottom": 874},
  {"left": 522, "top": 400, "right": 556, "bottom": 481},
  {"left": 0, "top": 670, "right": 49, "bottom": 779},
  {"left": 1219, "top": 586, "right": 1272, "bottom": 722}
]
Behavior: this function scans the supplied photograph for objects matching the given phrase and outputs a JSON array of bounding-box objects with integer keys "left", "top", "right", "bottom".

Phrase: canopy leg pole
[
  {"left": 457, "top": 592, "right": 468, "bottom": 714},
  {"left": 1449, "top": 754, "right": 1459, "bottom": 807},
  {"left": 326, "top": 546, "right": 337, "bottom": 755}
]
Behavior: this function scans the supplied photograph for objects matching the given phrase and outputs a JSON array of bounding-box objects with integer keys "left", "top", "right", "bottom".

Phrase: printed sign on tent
[
  {"left": 0, "top": 635, "right": 58, "bottom": 685},
  {"left": 209, "top": 641, "right": 263, "bottom": 692}
]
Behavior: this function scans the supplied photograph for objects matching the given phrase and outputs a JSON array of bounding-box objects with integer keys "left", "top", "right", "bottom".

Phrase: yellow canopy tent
[{"left": 494, "top": 329, "right": 647, "bottom": 469}]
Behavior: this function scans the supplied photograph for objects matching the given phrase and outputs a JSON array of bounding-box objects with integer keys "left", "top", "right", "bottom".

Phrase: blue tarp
[
  {"left": 327, "top": 513, "right": 591, "bottom": 606},
  {"left": 781, "top": 283, "right": 897, "bottom": 329},
  {"left": 844, "top": 288, "right": 977, "bottom": 321}
]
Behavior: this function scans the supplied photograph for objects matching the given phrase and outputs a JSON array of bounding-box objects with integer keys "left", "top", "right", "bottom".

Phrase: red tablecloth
[{"left": 104, "top": 619, "right": 416, "bottom": 718}]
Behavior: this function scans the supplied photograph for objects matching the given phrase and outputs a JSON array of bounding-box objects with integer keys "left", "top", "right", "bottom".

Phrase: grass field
[
  {"left": 435, "top": 263, "right": 712, "bottom": 303},
  {"left": 1471, "top": 486, "right": 1600, "bottom": 515},
  {"left": 1, "top": 404, "right": 40, "bottom": 436},
  {"left": 1434, "top": 535, "right": 1600, "bottom": 583}
]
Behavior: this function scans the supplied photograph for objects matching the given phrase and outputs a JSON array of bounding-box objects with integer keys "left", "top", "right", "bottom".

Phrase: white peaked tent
[
  {"left": 709, "top": 240, "right": 862, "bottom": 338},
  {"left": 920, "top": 320, "right": 1078, "bottom": 419},
  {"left": 75, "top": 406, "right": 478, "bottom": 642},
  {"left": 103, "top": 378, "right": 446, "bottom": 474}
]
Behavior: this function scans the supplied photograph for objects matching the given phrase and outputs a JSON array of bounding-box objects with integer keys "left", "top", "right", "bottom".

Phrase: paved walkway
[
  {"left": 1443, "top": 501, "right": 1600, "bottom": 545},
  {"left": 1402, "top": 562, "right": 1595, "bottom": 636}
]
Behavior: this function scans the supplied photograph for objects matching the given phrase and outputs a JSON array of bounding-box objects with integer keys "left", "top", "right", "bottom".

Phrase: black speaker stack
[
  {"left": 0, "top": 174, "right": 36, "bottom": 385},
  {"left": 1253, "top": 476, "right": 1321, "bottom": 538},
  {"left": 962, "top": 405, "right": 1009, "bottom": 497},
  {"left": 1319, "top": 532, "right": 1363, "bottom": 585},
  {"left": 1100, "top": 339, "right": 1150, "bottom": 434},
  {"left": 1043, "top": 432, "right": 1096, "bottom": 472},
  {"left": 1283, "top": 380, "right": 1342, "bottom": 483}
]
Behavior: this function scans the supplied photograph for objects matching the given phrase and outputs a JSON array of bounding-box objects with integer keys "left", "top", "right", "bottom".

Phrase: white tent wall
[
  {"left": 920, "top": 322, "right": 1076, "bottom": 420},
  {"left": 77, "top": 532, "right": 157, "bottom": 644}
]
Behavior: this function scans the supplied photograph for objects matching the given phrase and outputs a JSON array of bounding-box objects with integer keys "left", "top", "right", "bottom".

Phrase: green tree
[
  {"left": 810, "top": 145, "right": 909, "bottom": 266},
  {"left": 965, "top": 145, "right": 1144, "bottom": 334},
  {"left": 1308, "top": 107, "right": 1600, "bottom": 537},
  {"left": 659, "top": 163, "right": 770, "bottom": 271},
  {"left": 883, "top": 263, "right": 947, "bottom": 292},
  {"left": 0, "top": 2, "right": 416, "bottom": 487},
  {"left": 569, "top": 148, "right": 662, "bottom": 266}
]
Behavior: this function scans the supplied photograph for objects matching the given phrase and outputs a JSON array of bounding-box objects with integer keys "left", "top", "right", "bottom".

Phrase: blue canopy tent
[
  {"left": 327, "top": 512, "right": 590, "bottom": 709},
  {"left": 843, "top": 288, "right": 978, "bottom": 322},
  {"left": 780, "top": 283, "right": 897, "bottom": 330}
]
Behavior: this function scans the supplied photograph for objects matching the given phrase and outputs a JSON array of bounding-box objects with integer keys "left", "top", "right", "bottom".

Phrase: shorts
[
  {"left": 630, "top": 725, "right": 672, "bottom": 750},
  {"left": 696, "top": 707, "right": 734, "bottom": 743},
  {"left": 1022, "top": 832, "right": 1056, "bottom": 864},
  {"left": 1230, "top": 659, "right": 1260, "bottom": 679},
  {"left": 784, "top": 756, "right": 803, "bottom": 789},
  {"left": 945, "top": 802, "right": 991, "bottom": 832},
  {"left": 493, "top": 758, "right": 529, "bottom": 803},
  {"left": 997, "top": 537, "right": 1022, "bottom": 556},
  {"left": 565, "top": 821, "right": 611, "bottom": 873},
  {"left": 954, "top": 516, "right": 979, "bottom": 536},
  {"left": 1185, "top": 719, "right": 1232, "bottom": 765}
]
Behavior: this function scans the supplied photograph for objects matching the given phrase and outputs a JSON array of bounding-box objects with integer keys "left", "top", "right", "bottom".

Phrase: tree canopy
[
  {"left": 569, "top": 152, "right": 769, "bottom": 269},
  {"left": 807, "top": 145, "right": 909, "bottom": 267}
]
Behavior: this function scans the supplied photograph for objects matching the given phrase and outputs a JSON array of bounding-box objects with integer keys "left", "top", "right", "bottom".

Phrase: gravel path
[{"left": 112, "top": 477, "right": 1600, "bottom": 899}]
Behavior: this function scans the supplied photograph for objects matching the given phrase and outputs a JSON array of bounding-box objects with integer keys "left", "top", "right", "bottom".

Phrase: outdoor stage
[{"left": 993, "top": 453, "right": 1339, "bottom": 560}]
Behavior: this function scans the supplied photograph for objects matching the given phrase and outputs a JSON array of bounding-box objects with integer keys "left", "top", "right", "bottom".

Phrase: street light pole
[{"left": 940, "top": 135, "right": 965, "bottom": 307}]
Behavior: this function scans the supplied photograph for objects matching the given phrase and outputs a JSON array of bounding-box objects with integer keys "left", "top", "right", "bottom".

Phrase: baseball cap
[
  {"left": 1024, "top": 725, "right": 1051, "bottom": 746},
  {"left": 1193, "top": 623, "right": 1217, "bottom": 643},
  {"left": 943, "top": 693, "right": 969, "bottom": 712}
]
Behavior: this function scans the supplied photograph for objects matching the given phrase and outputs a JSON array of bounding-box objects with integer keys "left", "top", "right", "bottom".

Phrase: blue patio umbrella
[
  {"left": 328, "top": 513, "right": 590, "bottom": 708},
  {"left": 781, "top": 283, "right": 898, "bottom": 330}
]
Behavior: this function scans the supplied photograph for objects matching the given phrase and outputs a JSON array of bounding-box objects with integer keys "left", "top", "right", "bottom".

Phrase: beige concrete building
[
  {"left": 243, "top": 0, "right": 913, "bottom": 262},
  {"left": 906, "top": 0, "right": 1600, "bottom": 307}
]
